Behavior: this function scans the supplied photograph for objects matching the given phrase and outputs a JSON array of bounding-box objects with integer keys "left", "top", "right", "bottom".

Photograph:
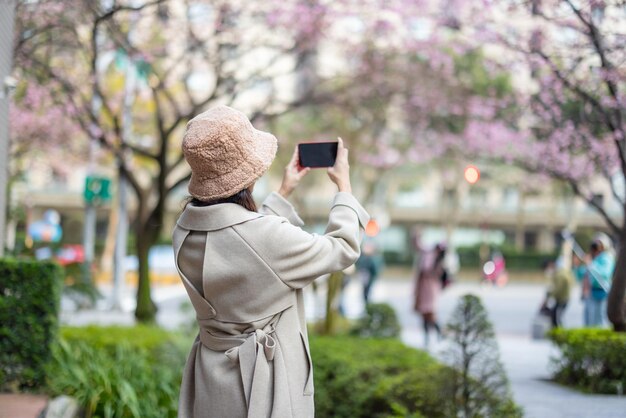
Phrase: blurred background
[{"left": 1, "top": 1, "right": 625, "bottom": 417}]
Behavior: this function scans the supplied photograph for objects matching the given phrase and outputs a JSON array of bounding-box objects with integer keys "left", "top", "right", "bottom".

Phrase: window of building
[
  {"left": 502, "top": 187, "right": 519, "bottom": 209},
  {"left": 524, "top": 231, "right": 538, "bottom": 250},
  {"left": 468, "top": 187, "right": 487, "bottom": 209}
]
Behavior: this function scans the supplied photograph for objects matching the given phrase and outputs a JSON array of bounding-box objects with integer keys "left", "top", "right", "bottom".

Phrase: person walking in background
[
  {"left": 572, "top": 253, "right": 592, "bottom": 326},
  {"left": 355, "top": 241, "right": 384, "bottom": 305},
  {"left": 541, "top": 258, "right": 574, "bottom": 328},
  {"left": 575, "top": 233, "right": 615, "bottom": 327},
  {"left": 413, "top": 242, "right": 446, "bottom": 347},
  {"left": 574, "top": 233, "right": 615, "bottom": 327}
]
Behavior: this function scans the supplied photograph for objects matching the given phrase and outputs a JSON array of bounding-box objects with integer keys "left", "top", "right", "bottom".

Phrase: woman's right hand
[{"left": 327, "top": 137, "right": 352, "bottom": 193}]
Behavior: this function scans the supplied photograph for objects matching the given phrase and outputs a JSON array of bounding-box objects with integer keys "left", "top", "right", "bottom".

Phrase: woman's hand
[
  {"left": 278, "top": 146, "right": 310, "bottom": 198},
  {"left": 327, "top": 137, "right": 352, "bottom": 193}
]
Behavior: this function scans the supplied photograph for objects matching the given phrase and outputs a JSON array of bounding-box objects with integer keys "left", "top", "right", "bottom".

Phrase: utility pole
[
  {"left": 82, "top": 104, "right": 100, "bottom": 287},
  {"left": 0, "top": 0, "right": 17, "bottom": 258},
  {"left": 111, "top": 51, "right": 137, "bottom": 310}
]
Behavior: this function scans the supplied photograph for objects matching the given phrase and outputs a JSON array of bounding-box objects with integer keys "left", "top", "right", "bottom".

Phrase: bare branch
[
  {"left": 167, "top": 172, "right": 191, "bottom": 195},
  {"left": 568, "top": 178, "right": 621, "bottom": 235},
  {"left": 124, "top": 143, "right": 157, "bottom": 160},
  {"left": 94, "top": 0, "right": 166, "bottom": 25}
]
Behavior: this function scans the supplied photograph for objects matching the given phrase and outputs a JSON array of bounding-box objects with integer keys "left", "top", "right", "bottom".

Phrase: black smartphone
[{"left": 298, "top": 142, "right": 338, "bottom": 168}]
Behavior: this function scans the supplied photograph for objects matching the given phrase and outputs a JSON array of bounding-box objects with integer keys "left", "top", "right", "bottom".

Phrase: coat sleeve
[
  {"left": 235, "top": 192, "right": 369, "bottom": 289},
  {"left": 259, "top": 192, "right": 305, "bottom": 226}
]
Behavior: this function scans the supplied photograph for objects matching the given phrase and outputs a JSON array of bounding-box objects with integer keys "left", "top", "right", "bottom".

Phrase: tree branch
[
  {"left": 94, "top": 0, "right": 166, "bottom": 25},
  {"left": 167, "top": 172, "right": 191, "bottom": 195}
]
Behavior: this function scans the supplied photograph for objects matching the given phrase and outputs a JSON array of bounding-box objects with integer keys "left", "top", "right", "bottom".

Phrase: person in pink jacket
[{"left": 413, "top": 242, "right": 446, "bottom": 346}]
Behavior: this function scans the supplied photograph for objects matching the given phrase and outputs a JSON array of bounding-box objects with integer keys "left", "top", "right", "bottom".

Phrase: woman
[
  {"left": 575, "top": 233, "right": 615, "bottom": 327},
  {"left": 173, "top": 105, "right": 369, "bottom": 418},
  {"left": 413, "top": 242, "right": 446, "bottom": 346}
]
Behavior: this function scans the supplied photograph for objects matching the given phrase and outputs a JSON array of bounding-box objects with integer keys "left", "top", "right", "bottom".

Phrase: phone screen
[{"left": 298, "top": 142, "right": 338, "bottom": 168}]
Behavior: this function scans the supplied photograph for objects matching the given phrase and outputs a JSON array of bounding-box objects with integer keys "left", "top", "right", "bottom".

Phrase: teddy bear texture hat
[{"left": 182, "top": 105, "right": 278, "bottom": 201}]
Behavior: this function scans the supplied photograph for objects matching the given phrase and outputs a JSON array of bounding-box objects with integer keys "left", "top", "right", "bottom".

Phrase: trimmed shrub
[
  {"left": 457, "top": 245, "right": 557, "bottom": 271},
  {"left": 444, "top": 294, "right": 522, "bottom": 418},
  {"left": 311, "top": 336, "right": 447, "bottom": 418},
  {"left": 350, "top": 303, "right": 401, "bottom": 338},
  {"left": 46, "top": 326, "right": 193, "bottom": 418},
  {"left": 45, "top": 326, "right": 521, "bottom": 417},
  {"left": 0, "top": 258, "right": 64, "bottom": 390},
  {"left": 311, "top": 335, "right": 520, "bottom": 418},
  {"left": 548, "top": 328, "right": 626, "bottom": 394}
]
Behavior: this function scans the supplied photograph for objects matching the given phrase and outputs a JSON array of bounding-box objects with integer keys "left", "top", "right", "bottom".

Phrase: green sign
[{"left": 84, "top": 176, "right": 112, "bottom": 204}]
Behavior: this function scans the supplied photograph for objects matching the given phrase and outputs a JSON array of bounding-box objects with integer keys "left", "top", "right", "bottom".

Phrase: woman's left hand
[{"left": 278, "top": 146, "right": 310, "bottom": 198}]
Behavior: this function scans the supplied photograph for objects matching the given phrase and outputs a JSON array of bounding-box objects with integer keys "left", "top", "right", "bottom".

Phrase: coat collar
[{"left": 177, "top": 203, "right": 263, "bottom": 231}]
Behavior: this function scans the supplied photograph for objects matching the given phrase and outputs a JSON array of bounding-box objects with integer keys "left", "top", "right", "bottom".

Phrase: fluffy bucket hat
[{"left": 182, "top": 105, "right": 278, "bottom": 201}]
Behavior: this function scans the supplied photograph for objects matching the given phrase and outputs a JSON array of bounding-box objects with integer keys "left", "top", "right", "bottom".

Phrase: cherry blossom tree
[
  {"left": 447, "top": 0, "right": 626, "bottom": 330},
  {"left": 9, "top": 83, "right": 85, "bottom": 185},
  {"left": 12, "top": 0, "right": 469, "bottom": 321},
  {"left": 12, "top": 0, "right": 332, "bottom": 321}
]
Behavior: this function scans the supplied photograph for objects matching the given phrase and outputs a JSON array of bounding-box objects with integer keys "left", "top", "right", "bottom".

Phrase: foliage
[
  {"left": 43, "top": 324, "right": 521, "bottom": 418},
  {"left": 350, "top": 302, "right": 401, "bottom": 339},
  {"left": 46, "top": 326, "right": 193, "bottom": 418},
  {"left": 62, "top": 262, "right": 102, "bottom": 307},
  {"left": 443, "top": 294, "right": 522, "bottom": 418},
  {"left": 0, "top": 258, "right": 63, "bottom": 390},
  {"left": 548, "top": 328, "right": 626, "bottom": 395},
  {"left": 311, "top": 335, "right": 520, "bottom": 418},
  {"left": 311, "top": 336, "right": 448, "bottom": 418},
  {"left": 456, "top": 1, "right": 626, "bottom": 329}
]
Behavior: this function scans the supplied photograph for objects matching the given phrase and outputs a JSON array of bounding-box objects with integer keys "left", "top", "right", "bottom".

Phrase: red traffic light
[
  {"left": 365, "top": 219, "right": 380, "bottom": 237},
  {"left": 464, "top": 165, "right": 480, "bottom": 184}
]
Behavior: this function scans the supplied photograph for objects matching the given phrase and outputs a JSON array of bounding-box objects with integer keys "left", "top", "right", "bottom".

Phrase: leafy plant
[
  {"left": 350, "top": 303, "right": 401, "bottom": 338},
  {"left": 548, "top": 328, "right": 626, "bottom": 394},
  {"left": 311, "top": 335, "right": 520, "bottom": 418},
  {"left": 0, "top": 258, "right": 63, "bottom": 390},
  {"left": 46, "top": 326, "right": 193, "bottom": 418},
  {"left": 443, "top": 294, "right": 522, "bottom": 418},
  {"left": 311, "top": 336, "right": 444, "bottom": 418}
]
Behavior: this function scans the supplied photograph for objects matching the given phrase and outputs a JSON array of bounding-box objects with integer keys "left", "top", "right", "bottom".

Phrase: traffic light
[
  {"left": 365, "top": 219, "right": 380, "bottom": 237},
  {"left": 464, "top": 165, "right": 480, "bottom": 184}
]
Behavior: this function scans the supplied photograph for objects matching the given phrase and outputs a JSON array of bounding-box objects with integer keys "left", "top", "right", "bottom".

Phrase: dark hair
[
  {"left": 186, "top": 188, "right": 257, "bottom": 212},
  {"left": 542, "top": 259, "right": 555, "bottom": 270},
  {"left": 435, "top": 246, "right": 446, "bottom": 266}
]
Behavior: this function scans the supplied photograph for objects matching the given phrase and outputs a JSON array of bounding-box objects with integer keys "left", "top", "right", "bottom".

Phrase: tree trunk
[
  {"left": 607, "top": 234, "right": 626, "bottom": 332},
  {"left": 323, "top": 271, "right": 344, "bottom": 335},
  {"left": 134, "top": 227, "right": 157, "bottom": 322}
]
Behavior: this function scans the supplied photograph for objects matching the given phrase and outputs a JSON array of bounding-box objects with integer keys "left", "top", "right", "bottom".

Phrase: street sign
[{"left": 84, "top": 175, "right": 112, "bottom": 204}]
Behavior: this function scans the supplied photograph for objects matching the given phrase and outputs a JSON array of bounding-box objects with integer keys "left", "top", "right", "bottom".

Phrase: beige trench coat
[{"left": 173, "top": 191, "right": 369, "bottom": 418}]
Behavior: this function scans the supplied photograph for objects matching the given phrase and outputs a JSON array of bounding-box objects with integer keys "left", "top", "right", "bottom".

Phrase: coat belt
[{"left": 198, "top": 314, "right": 291, "bottom": 418}]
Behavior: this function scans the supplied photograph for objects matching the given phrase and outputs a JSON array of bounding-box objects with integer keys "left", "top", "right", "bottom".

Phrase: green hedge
[
  {"left": 47, "top": 326, "right": 192, "bottom": 418},
  {"left": 46, "top": 326, "right": 519, "bottom": 417},
  {"left": 310, "top": 336, "right": 448, "bottom": 418},
  {"left": 548, "top": 328, "right": 626, "bottom": 394},
  {"left": 350, "top": 303, "right": 402, "bottom": 338},
  {"left": 0, "top": 258, "right": 64, "bottom": 390},
  {"left": 457, "top": 245, "right": 557, "bottom": 270}
]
